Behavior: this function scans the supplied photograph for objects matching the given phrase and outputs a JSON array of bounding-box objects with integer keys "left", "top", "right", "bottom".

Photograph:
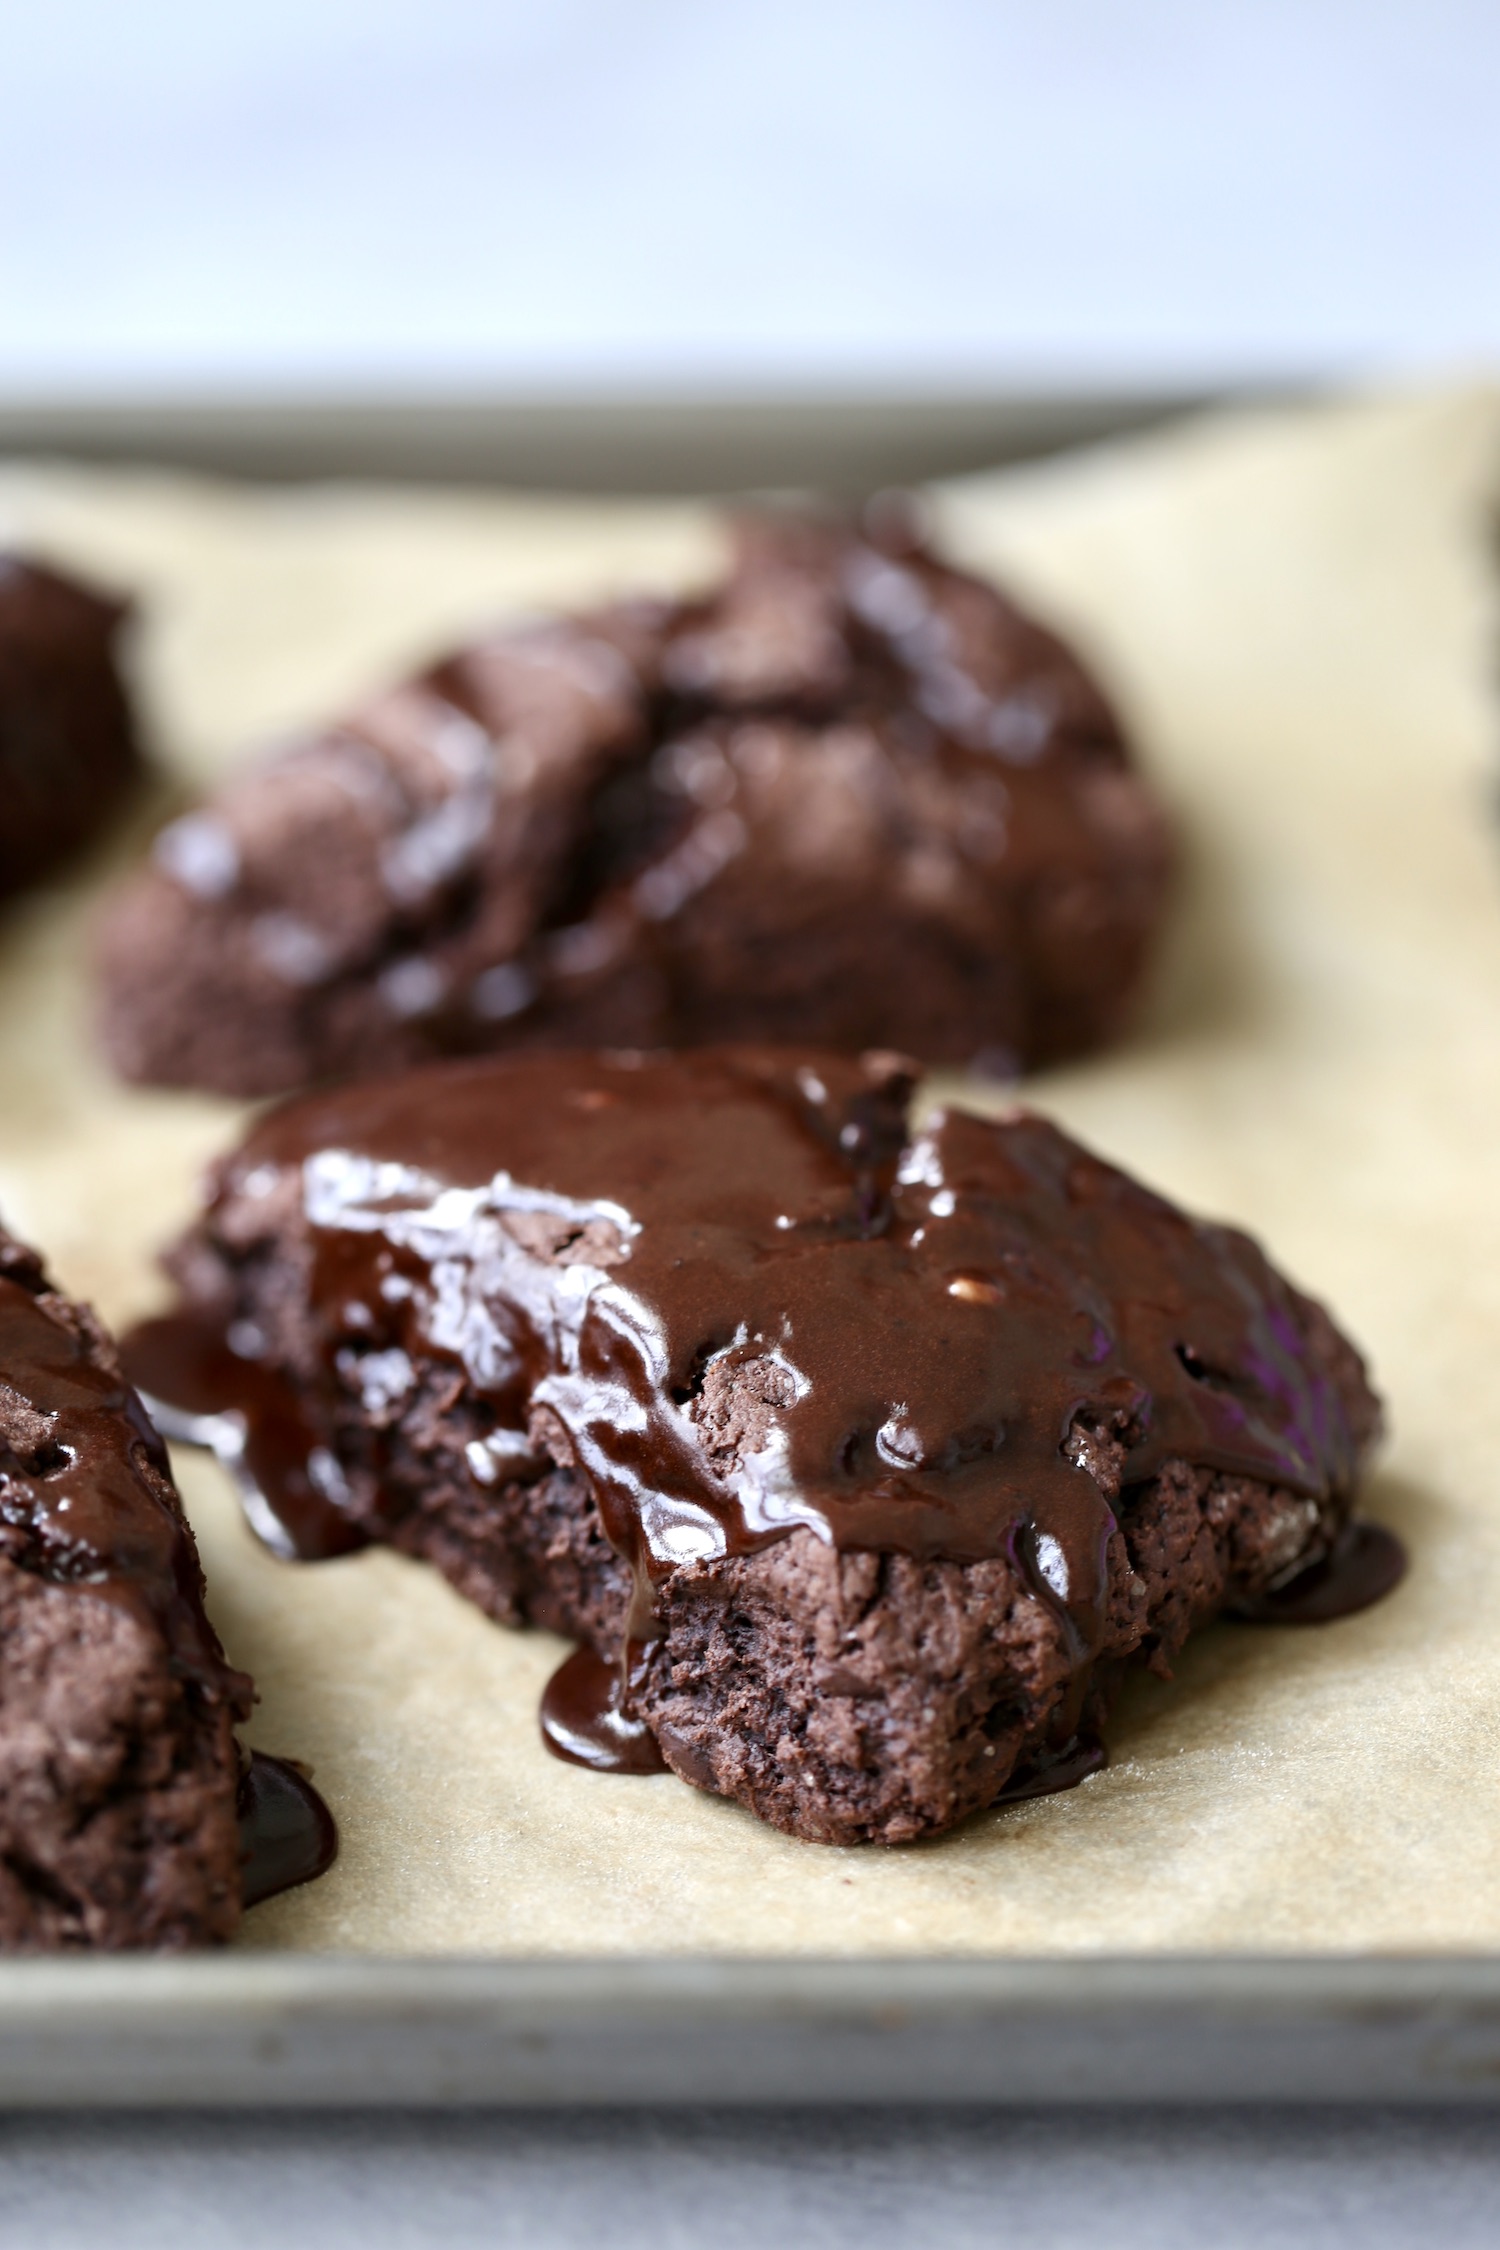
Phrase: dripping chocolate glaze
[
  {"left": 540, "top": 1642, "right": 1110, "bottom": 1794},
  {"left": 238, "top": 1751, "right": 339, "bottom": 1906},
  {"left": 125, "top": 1047, "right": 1397, "bottom": 1798},
  {"left": 541, "top": 1645, "right": 669, "bottom": 1777},
  {"left": 1229, "top": 1519, "right": 1406, "bottom": 1626},
  {"left": 0, "top": 1228, "right": 341, "bottom": 1913},
  {"left": 0, "top": 1230, "right": 248, "bottom": 1705}
]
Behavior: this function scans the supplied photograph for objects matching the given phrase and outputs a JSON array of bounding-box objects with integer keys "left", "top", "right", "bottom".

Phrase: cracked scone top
[
  {"left": 132, "top": 1047, "right": 1389, "bottom": 1843},
  {"left": 96, "top": 508, "right": 1171, "bottom": 1094}
]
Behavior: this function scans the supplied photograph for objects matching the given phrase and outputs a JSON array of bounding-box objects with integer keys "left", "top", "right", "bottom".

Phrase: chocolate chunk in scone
[
  {"left": 96, "top": 508, "right": 1171, "bottom": 1096},
  {"left": 128, "top": 1047, "right": 1390, "bottom": 1847},
  {"left": 0, "top": 556, "right": 140, "bottom": 900}
]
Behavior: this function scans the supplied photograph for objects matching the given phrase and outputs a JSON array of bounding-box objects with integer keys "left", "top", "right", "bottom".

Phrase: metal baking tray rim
[{"left": 1, "top": 1954, "right": 1499, "bottom": 2107}]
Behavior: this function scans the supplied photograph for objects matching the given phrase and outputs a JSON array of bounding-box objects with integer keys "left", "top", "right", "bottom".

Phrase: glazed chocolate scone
[
  {"left": 0, "top": 1219, "right": 263, "bottom": 1947},
  {"left": 126, "top": 1047, "right": 1391, "bottom": 1848},
  {"left": 0, "top": 555, "right": 140, "bottom": 899},
  {"left": 96, "top": 508, "right": 1170, "bottom": 1096}
]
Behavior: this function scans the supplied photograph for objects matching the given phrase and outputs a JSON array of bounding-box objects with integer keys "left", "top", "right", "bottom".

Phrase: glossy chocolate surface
[
  {"left": 541, "top": 1644, "right": 669, "bottom": 1776},
  {"left": 994, "top": 1735, "right": 1109, "bottom": 1805},
  {"left": 1230, "top": 1519, "right": 1407, "bottom": 1625},
  {"left": 0, "top": 1238, "right": 246, "bottom": 1703},
  {"left": 238, "top": 1750, "right": 340, "bottom": 1907},
  {"left": 125, "top": 1312, "right": 368, "bottom": 1562},
  {"left": 129, "top": 1048, "right": 1381, "bottom": 1703}
]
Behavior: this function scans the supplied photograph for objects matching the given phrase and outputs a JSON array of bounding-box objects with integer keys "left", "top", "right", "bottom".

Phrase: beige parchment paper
[{"left": 0, "top": 387, "right": 1496, "bottom": 1954}]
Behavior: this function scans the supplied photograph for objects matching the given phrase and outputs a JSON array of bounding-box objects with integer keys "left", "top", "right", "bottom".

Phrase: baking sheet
[
  {"left": 4, "top": 1956, "right": 1500, "bottom": 2107},
  {"left": 0, "top": 388, "right": 1497, "bottom": 1956}
]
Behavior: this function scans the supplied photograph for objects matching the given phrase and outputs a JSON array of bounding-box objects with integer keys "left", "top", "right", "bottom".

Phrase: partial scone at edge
[
  {"left": 0, "top": 555, "right": 140, "bottom": 901},
  {"left": 0, "top": 1224, "right": 249, "bottom": 1946}
]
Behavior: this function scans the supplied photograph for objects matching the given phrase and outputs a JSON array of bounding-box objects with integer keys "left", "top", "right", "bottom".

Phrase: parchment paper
[{"left": 0, "top": 388, "right": 1496, "bottom": 1954}]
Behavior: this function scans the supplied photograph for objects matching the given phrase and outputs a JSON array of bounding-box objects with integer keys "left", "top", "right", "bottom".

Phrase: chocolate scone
[
  {"left": 0, "top": 1218, "right": 262, "bottom": 1947},
  {"left": 0, "top": 555, "right": 140, "bottom": 899},
  {"left": 127, "top": 1048, "right": 1391, "bottom": 1848},
  {"left": 97, "top": 508, "right": 1170, "bottom": 1096}
]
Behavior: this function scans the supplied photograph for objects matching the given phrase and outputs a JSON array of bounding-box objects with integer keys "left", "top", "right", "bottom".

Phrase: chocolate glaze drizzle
[
  {"left": 125, "top": 1046, "right": 1398, "bottom": 1808},
  {"left": 1229, "top": 1519, "right": 1406, "bottom": 1625},
  {"left": 541, "top": 1645, "right": 668, "bottom": 1776},
  {"left": 0, "top": 1229, "right": 341, "bottom": 1916},
  {"left": 125, "top": 1314, "right": 367, "bottom": 1561},
  {"left": 238, "top": 1750, "right": 339, "bottom": 1906},
  {"left": 0, "top": 1235, "right": 249, "bottom": 1707}
]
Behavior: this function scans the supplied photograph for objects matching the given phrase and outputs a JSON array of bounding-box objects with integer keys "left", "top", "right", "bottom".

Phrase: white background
[{"left": 1, "top": 0, "right": 1498, "bottom": 396}]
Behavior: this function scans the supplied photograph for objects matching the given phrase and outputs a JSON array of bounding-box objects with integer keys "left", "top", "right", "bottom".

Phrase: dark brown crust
[
  {"left": 0, "top": 557, "right": 140, "bottom": 900},
  {"left": 0, "top": 1221, "right": 246, "bottom": 1946},
  {"left": 0, "top": 1561, "right": 242, "bottom": 1947},
  {"left": 96, "top": 514, "right": 1171, "bottom": 1094}
]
